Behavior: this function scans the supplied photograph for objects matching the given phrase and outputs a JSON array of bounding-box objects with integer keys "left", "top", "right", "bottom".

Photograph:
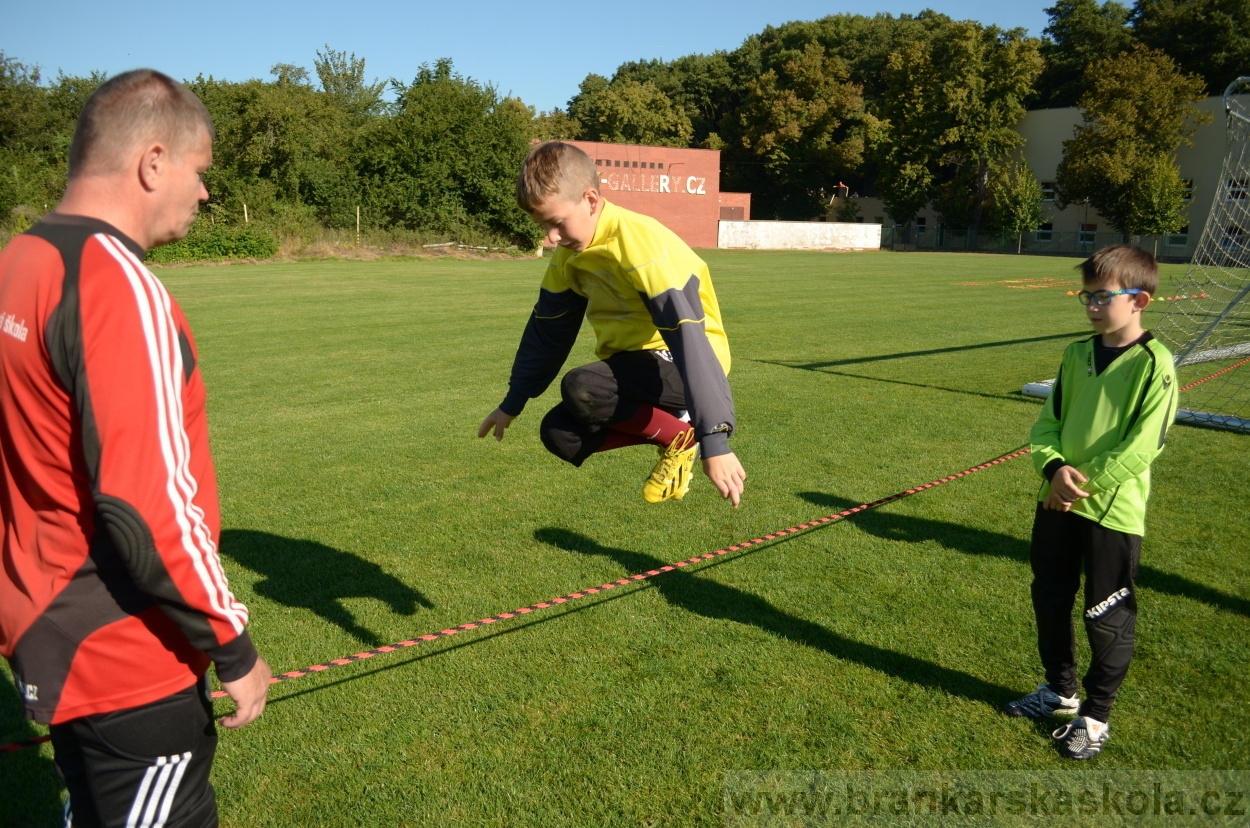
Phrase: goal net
[
  {"left": 1025, "top": 78, "right": 1250, "bottom": 434},
  {"left": 1151, "top": 77, "right": 1250, "bottom": 434}
]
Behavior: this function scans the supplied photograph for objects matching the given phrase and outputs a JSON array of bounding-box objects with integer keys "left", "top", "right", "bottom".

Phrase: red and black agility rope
[
  {"left": 1, "top": 447, "right": 1029, "bottom": 753},
  {"left": 1179, "top": 355, "right": 1250, "bottom": 393},
  {"left": 196, "top": 447, "right": 1033, "bottom": 701},
  {"left": 3, "top": 353, "right": 1238, "bottom": 754}
]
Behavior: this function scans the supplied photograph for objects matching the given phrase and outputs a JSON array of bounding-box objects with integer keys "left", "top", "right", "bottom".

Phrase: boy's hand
[
  {"left": 477, "top": 408, "right": 516, "bottom": 441},
  {"left": 1050, "top": 465, "right": 1090, "bottom": 502},
  {"left": 703, "top": 452, "right": 746, "bottom": 508},
  {"left": 1042, "top": 491, "right": 1073, "bottom": 512}
]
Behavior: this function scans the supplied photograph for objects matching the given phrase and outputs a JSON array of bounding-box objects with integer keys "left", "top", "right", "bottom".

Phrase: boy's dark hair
[
  {"left": 1078, "top": 245, "right": 1159, "bottom": 294},
  {"left": 516, "top": 142, "right": 599, "bottom": 211},
  {"left": 69, "top": 69, "right": 214, "bottom": 179}
]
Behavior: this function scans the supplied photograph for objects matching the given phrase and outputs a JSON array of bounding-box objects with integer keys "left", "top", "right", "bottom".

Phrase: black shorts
[
  {"left": 540, "top": 349, "right": 687, "bottom": 466},
  {"left": 50, "top": 677, "right": 218, "bottom": 828}
]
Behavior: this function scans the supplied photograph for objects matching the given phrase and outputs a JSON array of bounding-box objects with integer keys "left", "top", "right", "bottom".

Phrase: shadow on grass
[
  {"left": 757, "top": 363, "right": 1042, "bottom": 404},
  {"left": 767, "top": 331, "right": 1090, "bottom": 370},
  {"left": 220, "top": 529, "right": 433, "bottom": 646},
  {"left": 752, "top": 331, "right": 1087, "bottom": 404},
  {"left": 0, "top": 678, "right": 62, "bottom": 826},
  {"left": 534, "top": 527, "right": 1018, "bottom": 711},
  {"left": 797, "top": 492, "right": 1250, "bottom": 620}
]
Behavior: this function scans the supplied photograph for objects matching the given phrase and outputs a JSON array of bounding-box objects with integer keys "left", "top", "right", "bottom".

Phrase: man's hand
[
  {"left": 477, "top": 408, "right": 516, "bottom": 441},
  {"left": 219, "top": 656, "right": 272, "bottom": 730},
  {"left": 1050, "top": 465, "right": 1090, "bottom": 503},
  {"left": 703, "top": 452, "right": 746, "bottom": 508}
]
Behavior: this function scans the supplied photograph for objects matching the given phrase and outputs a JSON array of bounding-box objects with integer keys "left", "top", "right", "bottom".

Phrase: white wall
[{"left": 717, "top": 220, "right": 882, "bottom": 250}]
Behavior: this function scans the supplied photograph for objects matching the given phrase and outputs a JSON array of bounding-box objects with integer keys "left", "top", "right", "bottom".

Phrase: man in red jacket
[{"left": 0, "top": 69, "right": 271, "bottom": 827}]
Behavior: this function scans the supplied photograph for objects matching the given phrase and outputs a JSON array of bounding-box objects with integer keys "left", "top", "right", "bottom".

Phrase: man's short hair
[
  {"left": 69, "top": 69, "right": 214, "bottom": 179},
  {"left": 1078, "top": 244, "right": 1159, "bottom": 294},
  {"left": 516, "top": 142, "right": 599, "bottom": 211}
]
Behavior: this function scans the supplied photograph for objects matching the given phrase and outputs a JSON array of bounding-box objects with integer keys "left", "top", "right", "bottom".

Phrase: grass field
[{"left": 2, "top": 250, "right": 1247, "bottom": 827}]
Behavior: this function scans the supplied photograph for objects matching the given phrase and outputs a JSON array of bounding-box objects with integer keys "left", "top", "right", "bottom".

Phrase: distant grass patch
[{"left": 2, "top": 251, "right": 1246, "bottom": 827}]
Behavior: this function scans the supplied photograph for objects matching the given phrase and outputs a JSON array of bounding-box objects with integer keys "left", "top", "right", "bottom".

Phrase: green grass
[{"left": 3, "top": 251, "right": 1247, "bottom": 827}]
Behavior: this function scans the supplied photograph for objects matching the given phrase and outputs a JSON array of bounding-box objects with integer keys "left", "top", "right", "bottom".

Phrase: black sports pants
[
  {"left": 541, "top": 350, "right": 686, "bottom": 467},
  {"left": 1030, "top": 505, "right": 1141, "bottom": 723},
  {"left": 50, "top": 677, "right": 218, "bottom": 828}
]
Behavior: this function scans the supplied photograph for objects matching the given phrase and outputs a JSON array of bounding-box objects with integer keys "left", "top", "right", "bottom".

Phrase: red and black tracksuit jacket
[{"left": 0, "top": 213, "right": 257, "bottom": 725}]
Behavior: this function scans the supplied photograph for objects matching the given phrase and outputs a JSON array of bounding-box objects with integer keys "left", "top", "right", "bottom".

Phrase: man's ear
[{"left": 137, "top": 143, "right": 166, "bottom": 192}]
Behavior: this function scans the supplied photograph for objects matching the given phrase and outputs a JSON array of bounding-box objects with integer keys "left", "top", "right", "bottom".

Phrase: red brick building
[{"left": 567, "top": 140, "right": 749, "bottom": 249}]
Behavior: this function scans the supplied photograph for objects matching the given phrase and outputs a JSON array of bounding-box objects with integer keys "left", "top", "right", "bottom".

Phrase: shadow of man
[
  {"left": 534, "top": 527, "right": 1017, "bottom": 710},
  {"left": 0, "top": 676, "right": 63, "bottom": 826},
  {"left": 798, "top": 492, "right": 1250, "bottom": 620},
  {"left": 220, "top": 529, "right": 433, "bottom": 646}
]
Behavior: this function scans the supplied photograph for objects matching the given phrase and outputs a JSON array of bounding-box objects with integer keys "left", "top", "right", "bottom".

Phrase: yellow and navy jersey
[{"left": 501, "top": 200, "right": 735, "bottom": 453}]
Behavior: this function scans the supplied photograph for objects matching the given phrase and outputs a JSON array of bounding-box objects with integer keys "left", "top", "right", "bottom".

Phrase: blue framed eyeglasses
[{"left": 1077, "top": 288, "right": 1143, "bottom": 306}]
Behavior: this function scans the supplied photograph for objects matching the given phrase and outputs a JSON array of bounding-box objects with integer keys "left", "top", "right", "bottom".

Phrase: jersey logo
[
  {"left": 1163, "top": 375, "right": 1172, "bottom": 388},
  {"left": 18, "top": 681, "right": 38, "bottom": 701},
  {"left": 1, "top": 311, "right": 29, "bottom": 343}
]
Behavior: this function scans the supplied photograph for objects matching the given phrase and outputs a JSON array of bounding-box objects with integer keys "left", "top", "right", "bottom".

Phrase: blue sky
[{"left": 3, "top": 1, "right": 1050, "bottom": 112}]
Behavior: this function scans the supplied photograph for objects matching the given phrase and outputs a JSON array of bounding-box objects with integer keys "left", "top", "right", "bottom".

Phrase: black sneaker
[
  {"left": 1003, "top": 683, "right": 1080, "bottom": 719},
  {"left": 1052, "top": 716, "right": 1109, "bottom": 759}
]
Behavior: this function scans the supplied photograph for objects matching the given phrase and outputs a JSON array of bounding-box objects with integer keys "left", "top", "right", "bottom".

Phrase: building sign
[
  {"left": 598, "top": 171, "right": 708, "bottom": 195},
  {"left": 567, "top": 140, "right": 734, "bottom": 248}
]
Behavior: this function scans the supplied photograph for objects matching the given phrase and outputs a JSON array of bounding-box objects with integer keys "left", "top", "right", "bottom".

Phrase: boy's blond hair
[
  {"left": 1078, "top": 244, "right": 1159, "bottom": 295},
  {"left": 516, "top": 142, "right": 599, "bottom": 211}
]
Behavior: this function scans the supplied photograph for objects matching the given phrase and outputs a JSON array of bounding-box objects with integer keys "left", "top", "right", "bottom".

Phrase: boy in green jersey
[
  {"left": 1005, "top": 245, "right": 1178, "bottom": 759},
  {"left": 477, "top": 142, "right": 746, "bottom": 506}
]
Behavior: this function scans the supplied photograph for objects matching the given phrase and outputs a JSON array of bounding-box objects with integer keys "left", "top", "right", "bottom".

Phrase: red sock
[
  {"left": 595, "top": 431, "right": 651, "bottom": 453},
  {"left": 606, "top": 405, "right": 691, "bottom": 447}
]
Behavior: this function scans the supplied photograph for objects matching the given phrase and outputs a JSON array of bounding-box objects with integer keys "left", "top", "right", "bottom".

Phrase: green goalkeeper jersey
[{"left": 1030, "top": 332, "right": 1178, "bottom": 535}]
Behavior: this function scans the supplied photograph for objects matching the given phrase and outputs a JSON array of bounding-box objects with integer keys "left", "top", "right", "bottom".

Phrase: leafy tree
[
  {"left": 1133, "top": 0, "right": 1250, "bottom": 96},
  {"left": 358, "top": 59, "right": 539, "bottom": 246},
  {"left": 986, "top": 159, "right": 1048, "bottom": 252},
  {"left": 870, "top": 22, "right": 1041, "bottom": 237},
  {"left": 607, "top": 52, "right": 737, "bottom": 145},
  {"left": 530, "top": 108, "right": 580, "bottom": 141},
  {"left": 314, "top": 46, "right": 385, "bottom": 118},
  {"left": 933, "top": 24, "right": 1042, "bottom": 238},
  {"left": 1124, "top": 152, "right": 1189, "bottom": 236},
  {"left": 269, "top": 63, "right": 312, "bottom": 87},
  {"left": 870, "top": 38, "right": 943, "bottom": 225},
  {"left": 726, "top": 42, "right": 866, "bottom": 218},
  {"left": 567, "top": 76, "right": 693, "bottom": 147},
  {"left": 1036, "top": 0, "right": 1135, "bottom": 108},
  {"left": 1055, "top": 45, "right": 1212, "bottom": 234},
  {"left": 190, "top": 75, "right": 357, "bottom": 227},
  {"left": 737, "top": 12, "right": 954, "bottom": 106},
  {"left": 0, "top": 55, "right": 101, "bottom": 220}
]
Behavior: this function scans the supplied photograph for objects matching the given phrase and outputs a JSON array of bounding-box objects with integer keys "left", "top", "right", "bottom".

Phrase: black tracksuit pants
[
  {"left": 1030, "top": 505, "right": 1141, "bottom": 723},
  {"left": 50, "top": 677, "right": 219, "bottom": 827},
  {"left": 540, "top": 350, "right": 686, "bottom": 467}
]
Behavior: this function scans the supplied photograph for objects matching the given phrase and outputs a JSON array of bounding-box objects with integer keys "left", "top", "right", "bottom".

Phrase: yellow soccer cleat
[{"left": 641, "top": 429, "right": 697, "bottom": 503}]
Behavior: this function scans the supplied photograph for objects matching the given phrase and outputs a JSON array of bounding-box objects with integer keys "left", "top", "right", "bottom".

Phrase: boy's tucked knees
[{"left": 540, "top": 405, "right": 604, "bottom": 466}]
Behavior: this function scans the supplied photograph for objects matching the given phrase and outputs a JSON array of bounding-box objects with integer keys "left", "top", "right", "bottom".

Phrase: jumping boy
[
  {"left": 477, "top": 142, "right": 746, "bottom": 506},
  {"left": 1005, "top": 245, "right": 1177, "bottom": 759}
]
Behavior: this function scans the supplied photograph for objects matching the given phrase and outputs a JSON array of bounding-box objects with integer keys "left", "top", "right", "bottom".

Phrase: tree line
[{"left": 2, "top": 0, "right": 1245, "bottom": 250}]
